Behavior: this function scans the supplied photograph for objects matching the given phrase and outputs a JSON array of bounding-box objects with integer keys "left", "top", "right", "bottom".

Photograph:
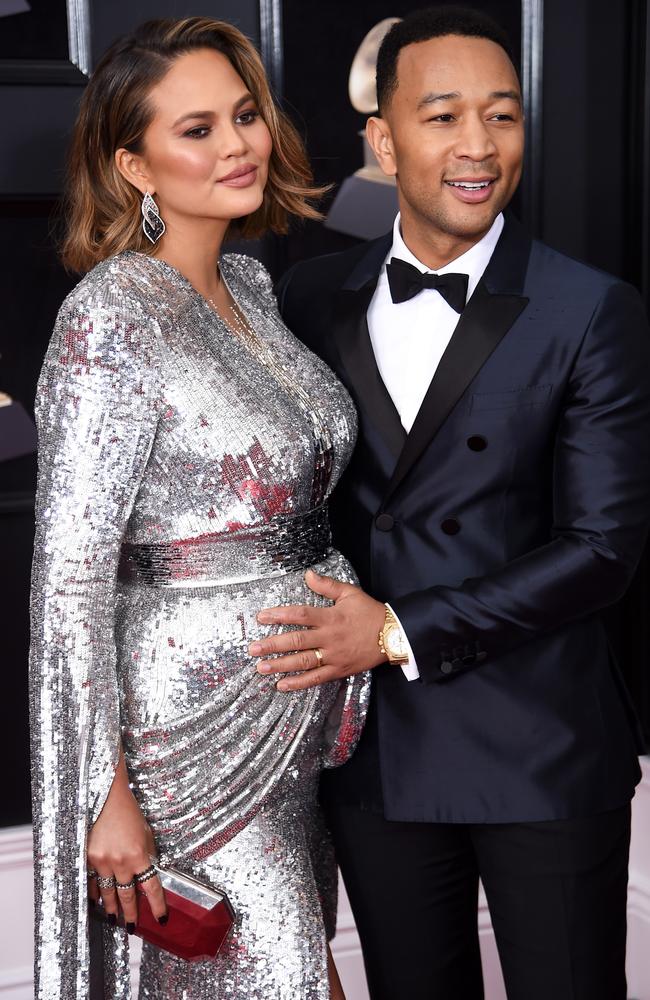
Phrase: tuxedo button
[
  {"left": 467, "top": 435, "right": 487, "bottom": 452},
  {"left": 441, "top": 517, "right": 461, "bottom": 535},
  {"left": 375, "top": 513, "right": 395, "bottom": 532},
  {"left": 440, "top": 660, "right": 454, "bottom": 675}
]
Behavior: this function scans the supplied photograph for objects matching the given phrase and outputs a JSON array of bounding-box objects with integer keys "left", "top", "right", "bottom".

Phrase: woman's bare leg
[{"left": 328, "top": 944, "right": 346, "bottom": 1000}]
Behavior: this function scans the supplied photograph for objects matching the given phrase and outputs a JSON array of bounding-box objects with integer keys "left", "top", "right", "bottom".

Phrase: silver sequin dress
[{"left": 29, "top": 251, "right": 369, "bottom": 1000}]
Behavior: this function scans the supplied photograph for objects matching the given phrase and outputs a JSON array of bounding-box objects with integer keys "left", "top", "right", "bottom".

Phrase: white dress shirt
[{"left": 369, "top": 212, "right": 504, "bottom": 680}]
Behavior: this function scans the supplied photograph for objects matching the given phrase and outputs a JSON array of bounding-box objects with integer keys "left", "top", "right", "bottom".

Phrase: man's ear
[
  {"left": 366, "top": 116, "right": 397, "bottom": 178},
  {"left": 114, "top": 148, "right": 152, "bottom": 196}
]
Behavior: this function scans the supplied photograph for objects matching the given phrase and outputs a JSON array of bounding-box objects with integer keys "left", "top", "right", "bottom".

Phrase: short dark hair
[{"left": 376, "top": 6, "right": 516, "bottom": 113}]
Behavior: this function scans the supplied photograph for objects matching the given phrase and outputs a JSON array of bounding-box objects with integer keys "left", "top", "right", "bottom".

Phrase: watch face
[{"left": 385, "top": 623, "right": 407, "bottom": 658}]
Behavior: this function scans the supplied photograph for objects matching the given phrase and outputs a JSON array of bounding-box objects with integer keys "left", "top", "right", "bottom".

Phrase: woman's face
[{"left": 132, "top": 47, "right": 272, "bottom": 230}]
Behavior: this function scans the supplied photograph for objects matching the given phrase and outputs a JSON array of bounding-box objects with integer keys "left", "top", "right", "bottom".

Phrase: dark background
[
  {"left": 0, "top": 0, "right": 69, "bottom": 60},
  {"left": 1, "top": 0, "right": 649, "bottom": 826}
]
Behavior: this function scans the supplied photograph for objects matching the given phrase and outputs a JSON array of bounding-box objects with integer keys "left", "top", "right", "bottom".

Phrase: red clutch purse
[{"left": 94, "top": 863, "right": 235, "bottom": 962}]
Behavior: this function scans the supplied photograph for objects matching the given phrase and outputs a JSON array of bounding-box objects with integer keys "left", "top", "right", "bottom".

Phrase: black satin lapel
[
  {"left": 383, "top": 280, "right": 529, "bottom": 502},
  {"left": 332, "top": 285, "right": 406, "bottom": 459}
]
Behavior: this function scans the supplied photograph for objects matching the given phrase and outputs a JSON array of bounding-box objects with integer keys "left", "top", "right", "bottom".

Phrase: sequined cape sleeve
[{"left": 29, "top": 270, "right": 163, "bottom": 999}]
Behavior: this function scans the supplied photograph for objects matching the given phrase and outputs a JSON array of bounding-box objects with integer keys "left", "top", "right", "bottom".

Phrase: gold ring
[{"left": 313, "top": 648, "right": 324, "bottom": 667}]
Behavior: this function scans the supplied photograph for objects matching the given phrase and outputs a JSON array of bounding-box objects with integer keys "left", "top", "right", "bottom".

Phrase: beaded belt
[{"left": 118, "top": 504, "right": 332, "bottom": 588}]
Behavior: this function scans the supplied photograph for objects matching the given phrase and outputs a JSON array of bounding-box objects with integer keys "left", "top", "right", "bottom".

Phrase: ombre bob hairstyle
[{"left": 61, "top": 17, "right": 325, "bottom": 273}]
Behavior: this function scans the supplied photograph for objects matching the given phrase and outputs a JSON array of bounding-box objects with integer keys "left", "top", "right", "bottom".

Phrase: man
[{"left": 248, "top": 7, "right": 650, "bottom": 999}]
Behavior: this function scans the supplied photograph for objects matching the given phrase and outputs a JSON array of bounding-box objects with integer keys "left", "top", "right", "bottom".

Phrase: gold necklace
[
  {"left": 207, "top": 289, "right": 330, "bottom": 442},
  {"left": 207, "top": 282, "right": 260, "bottom": 346},
  {"left": 206, "top": 272, "right": 334, "bottom": 506},
  {"left": 224, "top": 302, "right": 259, "bottom": 345}
]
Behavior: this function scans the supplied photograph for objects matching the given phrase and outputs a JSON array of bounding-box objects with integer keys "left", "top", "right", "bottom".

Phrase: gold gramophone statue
[{"left": 325, "top": 18, "right": 400, "bottom": 240}]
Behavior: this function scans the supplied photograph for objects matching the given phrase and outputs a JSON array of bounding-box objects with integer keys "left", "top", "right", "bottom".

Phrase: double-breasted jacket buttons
[
  {"left": 441, "top": 517, "right": 461, "bottom": 535},
  {"left": 439, "top": 641, "right": 487, "bottom": 676},
  {"left": 467, "top": 435, "right": 488, "bottom": 451},
  {"left": 375, "top": 513, "right": 395, "bottom": 532}
]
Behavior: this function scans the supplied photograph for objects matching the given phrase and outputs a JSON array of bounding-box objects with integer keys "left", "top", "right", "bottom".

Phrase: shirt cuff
[{"left": 385, "top": 603, "right": 420, "bottom": 681}]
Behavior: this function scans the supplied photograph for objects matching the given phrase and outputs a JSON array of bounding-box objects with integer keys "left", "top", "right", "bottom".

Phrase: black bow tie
[{"left": 386, "top": 257, "right": 469, "bottom": 313}]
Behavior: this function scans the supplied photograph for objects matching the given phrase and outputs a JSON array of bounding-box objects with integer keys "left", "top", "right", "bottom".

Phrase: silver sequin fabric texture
[{"left": 29, "top": 250, "right": 370, "bottom": 999}]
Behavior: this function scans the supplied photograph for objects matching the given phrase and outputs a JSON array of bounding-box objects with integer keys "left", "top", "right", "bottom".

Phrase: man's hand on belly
[{"left": 248, "top": 570, "right": 387, "bottom": 691}]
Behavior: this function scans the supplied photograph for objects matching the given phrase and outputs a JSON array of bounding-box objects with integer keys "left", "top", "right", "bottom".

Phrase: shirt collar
[{"left": 386, "top": 212, "right": 505, "bottom": 300}]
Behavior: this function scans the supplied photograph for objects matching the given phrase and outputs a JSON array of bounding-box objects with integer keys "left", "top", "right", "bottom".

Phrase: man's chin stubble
[{"left": 420, "top": 209, "right": 498, "bottom": 243}]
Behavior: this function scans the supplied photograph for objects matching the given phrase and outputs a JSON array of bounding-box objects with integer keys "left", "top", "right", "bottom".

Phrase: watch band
[{"left": 378, "top": 604, "right": 410, "bottom": 666}]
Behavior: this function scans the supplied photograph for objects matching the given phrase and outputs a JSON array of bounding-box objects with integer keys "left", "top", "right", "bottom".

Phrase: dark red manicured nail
[
  {"left": 107, "top": 913, "right": 117, "bottom": 926},
  {"left": 158, "top": 914, "right": 168, "bottom": 926},
  {"left": 126, "top": 922, "right": 136, "bottom": 934}
]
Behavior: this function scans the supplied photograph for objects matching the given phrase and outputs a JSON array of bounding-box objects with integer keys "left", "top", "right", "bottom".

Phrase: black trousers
[{"left": 324, "top": 799, "right": 631, "bottom": 1000}]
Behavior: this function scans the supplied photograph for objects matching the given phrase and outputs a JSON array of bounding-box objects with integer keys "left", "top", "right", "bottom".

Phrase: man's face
[{"left": 370, "top": 34, "right": 524, "bottom": 244}]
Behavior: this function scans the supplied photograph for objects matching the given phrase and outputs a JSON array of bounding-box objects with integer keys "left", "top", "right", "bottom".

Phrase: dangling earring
[{"left": 141, "top": 191, "right": 166, "bottom": 244}]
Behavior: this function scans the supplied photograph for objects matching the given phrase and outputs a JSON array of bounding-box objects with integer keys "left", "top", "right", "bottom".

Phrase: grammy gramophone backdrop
[{"left": 0, "top": 0, "right": 649, "bottom": 994}]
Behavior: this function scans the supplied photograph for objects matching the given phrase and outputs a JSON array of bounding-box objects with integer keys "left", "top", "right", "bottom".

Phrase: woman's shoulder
[
  {"left": 54, "top": 253, "right": 166, "bottom": 363},
  {"left": 61, "top": 252, "right": 165, "bottom": 315},
  {"left": 220, "top": 252, "right": 274, "bottom": 299}
]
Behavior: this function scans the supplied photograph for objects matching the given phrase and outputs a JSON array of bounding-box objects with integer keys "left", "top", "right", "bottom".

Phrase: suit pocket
[{"left": 470, "top": 384, "right": 552, "bottom": 413}]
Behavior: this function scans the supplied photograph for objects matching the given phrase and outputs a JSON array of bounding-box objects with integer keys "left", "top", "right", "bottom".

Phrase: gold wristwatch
[{"left": 378, "top": 604, "right": 410, "bottom": 666}]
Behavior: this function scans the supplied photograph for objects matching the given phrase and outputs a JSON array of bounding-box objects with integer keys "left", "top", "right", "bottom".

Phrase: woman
[{"left": 29, "top": 17, "right": 368, "bottom": 1000}]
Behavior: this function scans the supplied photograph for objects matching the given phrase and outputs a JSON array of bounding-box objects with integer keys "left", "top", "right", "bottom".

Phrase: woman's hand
[{"left": 87, "top": 749, "right": 167, "bottom": 931}]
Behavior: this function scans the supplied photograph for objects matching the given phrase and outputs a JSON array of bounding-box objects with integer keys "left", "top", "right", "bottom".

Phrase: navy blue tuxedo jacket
[{"left": 276, "top": 216, "right": 650, "bottom": 823}]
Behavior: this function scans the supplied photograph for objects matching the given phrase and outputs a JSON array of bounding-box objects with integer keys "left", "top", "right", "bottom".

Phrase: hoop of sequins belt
[{"left": 118, "top": 504, "right": 333, "bottom": 588}]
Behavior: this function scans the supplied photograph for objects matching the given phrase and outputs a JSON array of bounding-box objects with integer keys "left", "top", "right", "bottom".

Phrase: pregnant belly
[{"left": 114, "top": 550, "right": 364, "bottom": 862}]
